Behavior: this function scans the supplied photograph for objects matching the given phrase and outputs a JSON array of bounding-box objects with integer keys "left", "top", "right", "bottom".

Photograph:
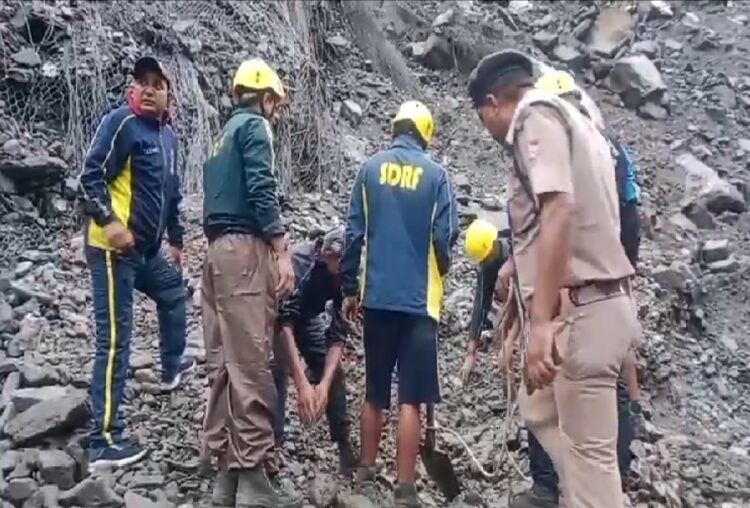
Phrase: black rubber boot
[
  {"left": 509, "top": 483, "right": 559, "bottom": 508},
  {"left": 210, "top": 470, "right": 237, "bottom": 507},
  {"left": 235, "top": 467, "right": 302, "bottom": 508}
]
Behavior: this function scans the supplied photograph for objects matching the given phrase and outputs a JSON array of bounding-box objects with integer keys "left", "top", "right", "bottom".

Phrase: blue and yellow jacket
[
  {"left": 79, "top": 105, "right": 183, "bottom": 254},
  {"left": 341, "top": 134, "right": 459, "bottom": 321}
]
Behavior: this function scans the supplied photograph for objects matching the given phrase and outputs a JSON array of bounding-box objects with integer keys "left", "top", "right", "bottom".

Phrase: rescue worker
[
  {"left": 79, "top": 56, "right": 193, "bottom": 471},
  {"left": 459, "top": 218, "right": 510, "bottom": 384},
  {"left": 200, "top": 57, "right": 299, "bottom": 508},
  {"left": 468, "top": 50, "right": 641, "bottom": 506},
  {"left": 271, "top": 226, "right": 358, "bottom": 475},
  {"left": 461, "top": 219, "right": 640, "bottom": 506},
  {"left": 341, "top": 101, "right": 459, "bottom": 507}
]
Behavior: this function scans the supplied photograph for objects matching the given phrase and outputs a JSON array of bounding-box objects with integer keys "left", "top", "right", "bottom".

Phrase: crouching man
[{"left": 271, "top": 226, "right": 358, "bottom": 475}]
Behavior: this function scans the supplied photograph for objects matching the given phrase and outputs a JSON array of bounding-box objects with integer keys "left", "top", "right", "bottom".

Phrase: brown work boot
[
  {"left": 337, "top": 439, "right": 359, "bottom": 476},
  {"left": 235, "top": 467, "right": 302, "bottom": 508},
  {"left": 210, "top": 470, "right": 237, "bottom": 507},
  {"left": 509, "top": 483, "right": 558, "bottom": 508}
]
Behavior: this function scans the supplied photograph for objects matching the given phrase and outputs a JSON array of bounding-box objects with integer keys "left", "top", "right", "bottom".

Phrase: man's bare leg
[
  {"left": 396, "top": 404, "right": 420, "bottom": 483},
  {"left": 359, "top": 401, "right": 384, "bottom": 474}
]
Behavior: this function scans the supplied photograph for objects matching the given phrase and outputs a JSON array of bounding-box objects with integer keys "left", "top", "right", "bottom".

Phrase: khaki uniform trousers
[
  {"left": 519, "top": 286, "right": 640, "bottom": 508},
  {"left": 200, "top": 234, "right": 279, "bottom": 470}
]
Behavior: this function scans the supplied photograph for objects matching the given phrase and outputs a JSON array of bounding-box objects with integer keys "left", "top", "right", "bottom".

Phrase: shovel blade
[{"left": 420, "top": 446, "right": 461, "bottom": 501}]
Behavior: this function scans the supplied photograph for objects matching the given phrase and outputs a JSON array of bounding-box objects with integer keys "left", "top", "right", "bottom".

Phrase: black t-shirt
[{"left": 468, "top": 238, "right": 509, "bottom": 341}]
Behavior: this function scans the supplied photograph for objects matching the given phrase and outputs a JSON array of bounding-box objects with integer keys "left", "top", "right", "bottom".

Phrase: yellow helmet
[
  {"left": 392, "top": 100, "right": 434, "bottom": 145},
  {"left": 535, "top": 70, "right": 577, "bottom": 96},
  {"left": 465, "top": 219, "right": 499, "bottom": 263},
  {"left": 232, "top": 58, "right": 285, "bottom": 99}
]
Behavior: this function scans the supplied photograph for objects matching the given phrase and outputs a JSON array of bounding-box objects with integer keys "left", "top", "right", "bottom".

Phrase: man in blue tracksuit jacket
[
  {"left": 341, "top": 101, "right": 459, "bottom": 507},
  {"left": 79, "top": 56, "right": 193, "bottom": 472}
]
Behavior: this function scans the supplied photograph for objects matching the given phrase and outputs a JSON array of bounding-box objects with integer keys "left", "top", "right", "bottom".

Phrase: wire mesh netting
[{"left": 0, "top": 0, "right": 345, "bottom": 195}]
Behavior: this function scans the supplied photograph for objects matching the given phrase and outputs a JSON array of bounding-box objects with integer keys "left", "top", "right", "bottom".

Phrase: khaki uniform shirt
[{"left": 505, "top": 90, "right": 634, "bottom": 299}]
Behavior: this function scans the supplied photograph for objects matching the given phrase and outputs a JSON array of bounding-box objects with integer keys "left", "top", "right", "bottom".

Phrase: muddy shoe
[
  {"left": 210, "top": 470, "right": 238, "bottom": 507},
  {"left": 394, "top": 483, "right": 422, "bottom": 508},
  {"left": 235, "top": 467, "right": 302, "bottom": 508},
  {"left": 355, "top": 466, "right": 379, "bottom": 500},
  {"left": 509, "top": 484, "right": 558, "bottom": 508},
  {"left": 337, "top": 440, "right": 359, "bottom": 476}
]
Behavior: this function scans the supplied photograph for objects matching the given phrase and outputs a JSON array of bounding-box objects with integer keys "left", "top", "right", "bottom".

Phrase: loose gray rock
[
  {"left": 11, "top": 386, "right": 71, "bottom": 413},
  {"left": 340, "top": 100, "right": 363, "bottom": 128},
  {"left": 532, "top": 31, "right": 558, "bottom": 53},
  {"left": 14, "top": 261, "right": 33, "bottom": 278},
  {"left": 412, "top": 34, "right": 453, "bottom": 71},
  {"left": 609, "top": 54, "right": 667, "bottom": 109},
  {"left": 337, "top": 494, "right": 376, "bottom": 508},
  {"left": 39, "top": 450, "right": 76, "bottom": 489},
  {"left": 59, "top": 477, "right": 123, "bottom": 507},
  {"left": 7, "top": 477, "right": 38, "bottom": 503},
  {"left": 124, "top": 491, "right": 158, "bottom": 508},
  {"left": 552, "top": 45, "right": 586, "bottom": 72},
  {"left": 4, "top": 390, "right": 89, "bottom": 445},
  {"left": 308, "top": 473, "right": 338, "bottom": 507},
  {"left": 708, "top": 257, "right": 740, "bottom": 274},
  {"left": 677, "top": 153, "right": 747, "bottom": 215},
  {"left": 0, "top": 295, "right": 13, "bottom": 333},
  {"left": 631, "top": 40, "right": 660, "bottom": 59},
  {"left": 701, "top": 239, "right": 730, "bottom": 264},
  {"left": 20, "top": 363, "right": 60, "bottom": 387}
]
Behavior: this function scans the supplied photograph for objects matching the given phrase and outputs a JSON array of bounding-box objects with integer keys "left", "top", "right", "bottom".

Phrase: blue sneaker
[
  {"left": 88, "top": 439, "right": 148, "bottom": 473},
  {"left": 162, "top": 357, "right": 196, "bottom": 391}
]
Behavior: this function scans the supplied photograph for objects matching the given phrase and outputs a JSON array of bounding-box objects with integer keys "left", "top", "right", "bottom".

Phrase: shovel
[{"left": 420, "top": 404, "right": 461, "bottom": 501}]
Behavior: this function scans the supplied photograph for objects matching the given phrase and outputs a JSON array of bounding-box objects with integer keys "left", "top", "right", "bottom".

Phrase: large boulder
[
  {"left": 608, "top": 54, "right": 667, "bottom": 109},
  {"left": 411, "top": 34, "right": 454, "bottom": 70},
  {"left": 0, "top": 155, "right": 67, "bottom": 183},
  {"left": 676, "top": 153, "right": 747, "bottom": 217},
  {"left": 3, "top": 390, "right": 89, "bottom": 445}
]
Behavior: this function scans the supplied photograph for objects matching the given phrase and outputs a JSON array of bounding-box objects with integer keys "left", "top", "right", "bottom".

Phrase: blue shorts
[{"left": 362, "top": 308, "right": 440, "bottom": 410}]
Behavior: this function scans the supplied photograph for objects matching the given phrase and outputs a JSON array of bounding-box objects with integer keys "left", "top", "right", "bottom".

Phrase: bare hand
[
  {"left": 276, "top": 252, "right": 295, "bottom": 297},
  {"left": 527, "top": 321, "right": 559, "bottom": 388},
  {"left": 296, "top": 380, "right": 317, "bottom": 424},
  {"left": 103, "top": 221, "right": 134, "bottom": 251},
  {"left": 495, "top": 258, "right": 514, "bottom": 302},
  {"left": 168, "top": 245, "right": 183, "bottom": 270},
  {"left": 500, "top": 329, "right": 517, "bottom": 373},
  {"left": 343, "top": 296, "right": 359, "bottom": 323},
  {"left": 459, "top": 351, "right": 478, "bottom": 386},
  {"left": 313, "top": 383, "right": 329, "bottom": 420}
]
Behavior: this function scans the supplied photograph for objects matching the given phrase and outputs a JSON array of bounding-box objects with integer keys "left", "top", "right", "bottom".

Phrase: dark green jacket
[{"left": 202, "top": 107, "right": 284, "bottom": 241}]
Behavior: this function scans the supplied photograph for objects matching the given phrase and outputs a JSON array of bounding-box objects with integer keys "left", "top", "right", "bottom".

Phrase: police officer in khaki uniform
[{"left": 468, "top": 50, "right": 640, "bottom": 507}]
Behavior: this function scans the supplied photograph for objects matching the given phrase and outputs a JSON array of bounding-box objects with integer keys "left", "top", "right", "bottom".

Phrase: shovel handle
[{"left": 424, "top": 404, "right": 436, "bottom": 450}]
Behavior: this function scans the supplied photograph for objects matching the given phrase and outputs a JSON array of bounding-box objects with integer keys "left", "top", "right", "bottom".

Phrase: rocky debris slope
[{"left": 2, "top": 0, "right": 750, "bottom": 507}]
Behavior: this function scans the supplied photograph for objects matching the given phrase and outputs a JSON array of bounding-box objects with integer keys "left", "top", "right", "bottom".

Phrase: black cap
[
  {"left": 468, "top": 50, "right": 534, "bottom": 108},
  {"left": 133, "top": 56, "right": 170, "bottom": 85},
  {"left": 321, "top": 226, "right": 345, "bottom": 255}
]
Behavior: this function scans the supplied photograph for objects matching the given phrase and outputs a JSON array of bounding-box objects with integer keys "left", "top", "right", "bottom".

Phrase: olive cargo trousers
[
  {"left": 200, "top": 234, "right": 279, "bottom": 470},
  {"left": 520, "top": 287, "right": 640, "bottom": 508}
]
